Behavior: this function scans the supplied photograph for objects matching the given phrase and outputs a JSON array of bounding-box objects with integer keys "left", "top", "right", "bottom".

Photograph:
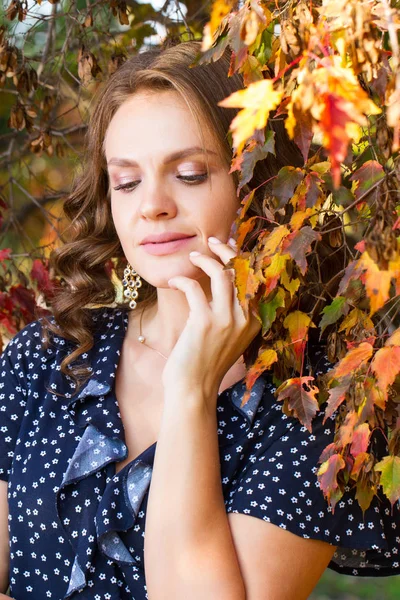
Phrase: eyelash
[{"left": 113, "top": 173, "right": 208, "bottom": 193}]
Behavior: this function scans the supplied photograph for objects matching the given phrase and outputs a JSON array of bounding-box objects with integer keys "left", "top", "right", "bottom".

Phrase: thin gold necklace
[{"left": 137, "top": 306, "right": 168, "bottom": 360}]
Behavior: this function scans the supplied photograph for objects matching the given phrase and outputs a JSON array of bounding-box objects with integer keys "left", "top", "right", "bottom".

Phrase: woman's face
[{"left": 105, "top": 89, "right": 239, "bottom": 289}]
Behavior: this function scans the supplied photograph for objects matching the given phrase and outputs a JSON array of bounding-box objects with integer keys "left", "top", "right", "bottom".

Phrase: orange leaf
[
  {"left": 331, "top": 341, "right": 373, "bottom": 380},
  {"left": 371, "top": 346, "right": 400, "bottom": 401},
  {"left": 336, "top": 410, "right": 359, "bottom": 448},
  {"left": 241, "top": 348, "right": 278, "bottom": 406},
  {"left": 358, "top": 251, "right": 393, "bottom": 315},
  {"left": 324, "top": 375, "right": 352, "bottom": 422},
  {"left": 317, "top": 453, "right": 345, "bottom": 509},
  {"left": 276, "top": 376, "right": 319, "bottom": 432},
  {"left": 385, "top": 328, "right": 400, "bottom": 346}
]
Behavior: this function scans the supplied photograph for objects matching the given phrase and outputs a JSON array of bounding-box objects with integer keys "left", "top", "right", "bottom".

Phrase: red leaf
[
  {"left": 0, "top": 248, "right": 12, "bottom": 262},
  {"left": 317, "top": 453, "right": 346, "bottom": 509},
  {"left": 350, "top": 423, "right": 371, "bottom": 458},
  {"left": 31, "top": 259, "right": 54, "bottom": 298},
  {"left": 276, "top": 376, "right": 319, "bottom": 432}
]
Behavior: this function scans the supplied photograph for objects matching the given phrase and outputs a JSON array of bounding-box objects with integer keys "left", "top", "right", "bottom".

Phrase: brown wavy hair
[{"left": 43, "top": 39, "right": 336, "bottom": 391}]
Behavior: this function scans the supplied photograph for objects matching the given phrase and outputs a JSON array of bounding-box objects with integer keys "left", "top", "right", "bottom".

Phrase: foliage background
[{"left": 0, "top": 0, "right": 399, "bottom": 596}]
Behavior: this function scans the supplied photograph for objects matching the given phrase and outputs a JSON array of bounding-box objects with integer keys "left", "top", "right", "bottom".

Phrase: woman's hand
[{"left": 162, "top": 236, "right": 261, "bottom": 403}]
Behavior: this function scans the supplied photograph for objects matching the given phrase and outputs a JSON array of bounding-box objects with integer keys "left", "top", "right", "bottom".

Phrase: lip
[
  {"left": 140, "top": 232, "right": 194, "bottom": 244},
  {"left": 141, "top": 236, "right": 196, "bottom": 256}
]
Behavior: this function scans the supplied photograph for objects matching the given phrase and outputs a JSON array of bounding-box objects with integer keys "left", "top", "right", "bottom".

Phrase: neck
[{"left": 127, "top": 278, "right": 213, "bottom": 355}]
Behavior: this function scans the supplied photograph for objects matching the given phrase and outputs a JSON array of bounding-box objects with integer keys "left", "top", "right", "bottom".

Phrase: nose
[{"left": 139, "top": 179, "right": 178, "bottom": 220}]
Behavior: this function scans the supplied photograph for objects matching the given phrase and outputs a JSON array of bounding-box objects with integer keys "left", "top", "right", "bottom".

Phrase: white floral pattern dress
[{"left": 0, "top": 307, "right": 399, "bottom": 599}]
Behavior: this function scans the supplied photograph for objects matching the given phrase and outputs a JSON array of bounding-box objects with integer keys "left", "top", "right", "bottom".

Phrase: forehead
[{"left": 104, "top": 89, "right": 220, "bottom": 161}]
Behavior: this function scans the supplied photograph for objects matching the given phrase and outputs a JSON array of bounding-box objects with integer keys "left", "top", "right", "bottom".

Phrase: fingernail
[
  {"left": 228, "top": 237, "right": 237, "bottom": 247},
  {"left": 208, "top": 236, "right": 222, "bottom": 244},
  {"left": 189, "top": 251, "right": 201, "bottom": 256}
]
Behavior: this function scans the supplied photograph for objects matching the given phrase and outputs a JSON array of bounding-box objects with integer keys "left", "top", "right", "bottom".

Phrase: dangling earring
[{"left": 122, "top": 263, "right": 142, "bottom": 309}]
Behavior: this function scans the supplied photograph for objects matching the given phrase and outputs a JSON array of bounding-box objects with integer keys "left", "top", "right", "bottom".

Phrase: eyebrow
[{"left": 107, "top": 146, "right": 218, "bottom": 168}]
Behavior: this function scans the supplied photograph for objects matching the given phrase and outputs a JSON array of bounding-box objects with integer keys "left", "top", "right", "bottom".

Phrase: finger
[
  {"left": 188, "top": 252, "right": 234, "bottom": 321},
  {"left": 207, "top": 236, "right": 237, "bottom": 266},
  {"left": 168, "top": 275, "right": 210, "bottom": 319}
]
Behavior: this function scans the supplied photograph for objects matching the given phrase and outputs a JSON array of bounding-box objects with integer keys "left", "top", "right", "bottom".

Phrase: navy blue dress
[{"left": 1, "top": 307, "right": 399, "bottom": 599}]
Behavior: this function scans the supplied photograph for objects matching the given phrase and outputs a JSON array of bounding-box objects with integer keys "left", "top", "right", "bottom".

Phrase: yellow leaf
[
  {"left": 219, "top": 80, "right": 283, "bottom": 153},
  {"left": 284, "top": 310, "right": 315, "bottom": 361},
  {"left": 280, "top": 270, "right": 300, "bottom": 298},
  {"left": 338, "top": 308, "right": 374, "bottom": 336}
]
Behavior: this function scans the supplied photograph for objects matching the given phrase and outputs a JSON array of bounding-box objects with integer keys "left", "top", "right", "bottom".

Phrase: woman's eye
[
  {"left": 178, "top": 173, "right": 208, "bottom": 184},
  {"left": 113, "top": 181, "right": 140, "bottom": 193}
]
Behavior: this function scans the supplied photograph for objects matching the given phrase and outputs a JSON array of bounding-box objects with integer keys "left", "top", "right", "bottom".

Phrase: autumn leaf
[
  {"left": 202, "top": 0, "right": 234, "bottom": 51},
  {"left": 284, "top": 310, "right": 315, "bottom": 362},
  {"left": 350, "top": 160, "right": 385, "bottom": 203},
  {"left": 371, "top": 346, "right": 400, "bottom": 402},
  {"left": 259, "top": 287, "right": 286, "bottom": 334},
  {"left": 284, "top": 226, "right": 321, "bottom": 275},
  {"left": 330, "top": 341, "right": 373, "bottom": 380},
  {"left": 319, "top": 296, "right": 348, "bottom": 334},
  {"left": 242, "top": 347, "right": 278, "bottom": 406},
  {"left": 276, "top": 376, "right": 319, "bottom": 432},
  {"left": 339, "top": 307, "right": 374, "bottom": 336},
  {"left": 324, "top": 375, "right": 352, "bottom": 422},
  {"left": 350, "top": 423, "right": 371, "bottom": 458},
  {"left": 219, "top": 79, "right": 283, "bottom": 154},
  {"left": 317, "top": 453, "right": 346, "bottom": 509},
  {"left": 385, "top": 328, "right": 400, "bottom": 346},
  {"left": 231, "top": 253, "right": 262, "bottom": 319},
  {"left": 374, "top": 455, "right": 400, "bottom": 506},
  {"left": 237, "top": 131, "right": 275, "bottom": 189},
  {"left": 336, "top": 410, "right": 359, "bottom": 448},
  {"left": 272, "top": 166, "right": 304, "bottom": 208},
  {"left": 261, "top": 253, "right": 290, "bottom": 295}
]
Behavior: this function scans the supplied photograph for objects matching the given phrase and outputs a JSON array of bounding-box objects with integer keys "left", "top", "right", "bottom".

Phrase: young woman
[{"left": 0, "top": 40, "right": 399, "bottom": 600}]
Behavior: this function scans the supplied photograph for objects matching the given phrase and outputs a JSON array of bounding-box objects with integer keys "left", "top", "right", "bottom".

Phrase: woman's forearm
[{"left": 144, "top": 388, "right": 245, "bottom": 600}]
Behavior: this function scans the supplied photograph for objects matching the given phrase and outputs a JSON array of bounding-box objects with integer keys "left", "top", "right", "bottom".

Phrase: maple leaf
[
  {"left": 338, "top": 307, "right": 374, "bottom": 336},
  {"left": 202, "top": 0, "right": 234, "bottom": 51},
  {"left": 219, "top": 79, "right": 283, "bottom": 154},
  {"left": 319, "top": 296, "right": 348, "bottom": 334},
  {"left": 276, "top": 376, "right": 319, "bottom": 432},
  {"left": 231, "top": 253, "right": 262, "bottom": 319},
  {"left": 330, "top": 341, "right": 373, "bottom": 380},
  {"left": 241, "top": 347, "right": 278, "bottom": 406},
  {"left": 371, "top": 346, "right": 400, "bottom": 402},
  {"left": 317, "top": 453, "right": 346, "bottom": 509},
  {"left": 259, "top": 287, "right": 286, "bottom": 334},
  {"left": 261, "top": 253, "right": 289, "bottom": 295},
  {"left": 374, "top": 455, "right": 400, "bottom": 507},
  {"left": 272, "top": 166, "right": 304, "bottom": 208},
  {"left": 350, "top": 160, "right": 385, "bottom": 203},
  {"left": 336, "top": 410, "right": 359, "bottom": 448},
  {"left": 283, "top": 226, "right": 321, "bottom": 275},
  {"left": 283, "top": 310, "right": 315, "bottom": 362},
  {"left": 323, "top": 375, "right": 352, "bottom": 422},
  {"left": 350, "top": 423, "right": 371, "bottom": 458}
]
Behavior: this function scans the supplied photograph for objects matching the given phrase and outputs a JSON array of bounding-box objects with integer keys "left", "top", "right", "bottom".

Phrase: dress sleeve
[
  {"left": 0, "top": 332, "right": 29, "bottom": 482},
  {"left": 224, "top": 365, "right": 400, "bottom": 577}
]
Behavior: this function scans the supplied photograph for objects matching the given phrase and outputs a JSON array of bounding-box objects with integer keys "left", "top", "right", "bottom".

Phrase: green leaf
[
  {"left": 319, "top": 296, "right": 348, "bottom": 334},
  {"left": 259, "top": 287, "right": 285, "bottom": 334},
  {"left": 374, "top": 455, "right": 400, "bottom": 506}
]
